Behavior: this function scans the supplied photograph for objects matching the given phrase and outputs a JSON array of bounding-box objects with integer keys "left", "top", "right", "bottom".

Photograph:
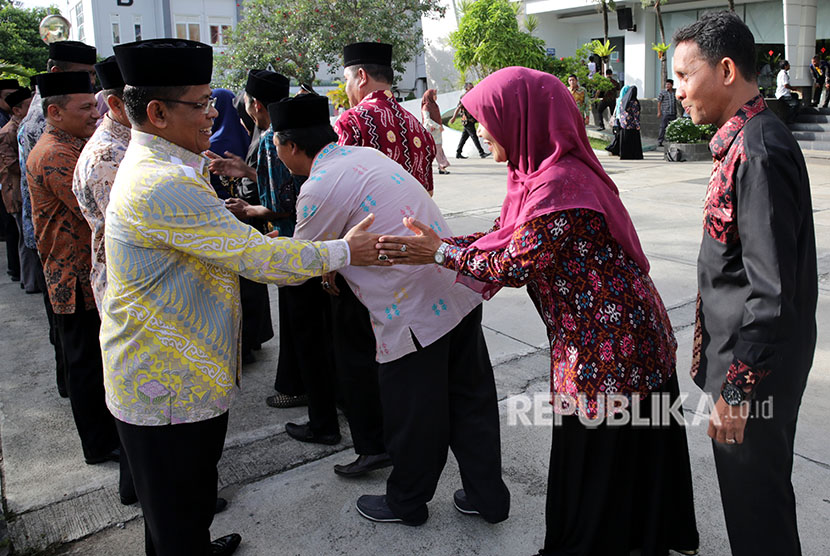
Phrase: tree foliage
[
  {"left": 548, "top": 42, "right": 615, "bottom": 106},
  {"left": 642, "top": 0, "right": 669, "bottom": 93},
  {"left": 215, "top": 0, "right": 445, "bottom": 90},
  {"left": 0, "top": 2, "right": 58, "bottom": 74},
  {"left": 591, "top": 0, "right": 616, "bottom": 44},
  {"left": 450, "top": 0, "right": 549, "bottom": 81}
]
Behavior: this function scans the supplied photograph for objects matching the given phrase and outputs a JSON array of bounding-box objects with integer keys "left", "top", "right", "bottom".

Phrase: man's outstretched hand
[
  {"left": 345, "top": 214, "right": 390, "bottom": 266},
  {"left": 206, "top": 150, "right": 257, "bottom": 181}
]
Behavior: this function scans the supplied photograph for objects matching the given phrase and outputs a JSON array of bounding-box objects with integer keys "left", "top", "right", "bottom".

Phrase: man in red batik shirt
[{"left": 321, "top": 42, "right": 436, "bottom": 479}]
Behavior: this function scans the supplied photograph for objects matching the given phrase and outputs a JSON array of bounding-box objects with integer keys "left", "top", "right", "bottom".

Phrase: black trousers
[
  {"left": 239, "top": 276, "right": 273, "bottom": 355},
  {"left": 34, "top": 260, "right": 65, "bottom": 395},
  {"left": 657, "top": 113, "right": 676, "bottom": 143},
  {"left": 1, "top": 203, "right": 19, "bottom": 279},
  {"left": 456, "top": 122, "right": 485, "bottom": 156},
  {"left": 116, "top": 412, "right": 229, "bottom": 556},
  {"left": 379, "top": 306, "right": 510, "bottom": 523},
  {"left": 329, "top": 275, "right": 384, "bottom": 455},
  {"left": 711, "top": 364, "right": 810, "bottom": 556},
  {"left": 53, "top": 304, "right": 118, "bottom": 460},
  {"left": 278, "top": 278, "right": 338, "bottom": 435},
  {"left": 594, "top": 98, "right": 616, "bottom": 128}
]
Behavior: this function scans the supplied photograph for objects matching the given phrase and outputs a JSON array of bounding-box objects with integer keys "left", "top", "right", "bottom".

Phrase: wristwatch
[
  {"left": 721, "top": 383, "right": 749, "bottom": 406},
  {"left": 434, "top": 242, "right": 449, "bottom": 265}
]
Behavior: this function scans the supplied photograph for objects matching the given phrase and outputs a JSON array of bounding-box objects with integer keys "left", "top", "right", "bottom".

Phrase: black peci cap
[
  {"left": 245, "top": 69, "right": 290, "bottom": 106},
  {"left": 0, "top": 79, "right": 22, "bottom": 90},
  {"left": 5, "top": 88, "right": 32, "bottom": 108},
  {"left": 35, "top": 71, "right": 94, "bottom": 97},
  {"left": 343, "top": 42, "right": 392, "bottom": 68},
  {"left": 94, "top": 56, "right": 125, "bottom": 90},
  {"left": 268, "top": 95, "right": 331, "bottom": 132},
  {"left": 48, "top": 40, "right": 97, "bottom": 65},
  {"left": 114, "top": 39, "right": 212, "bottom": 87}
]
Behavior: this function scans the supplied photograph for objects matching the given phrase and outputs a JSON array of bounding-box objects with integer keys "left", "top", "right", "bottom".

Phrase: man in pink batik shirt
[{"left": 270, "top": 94, "right": 510, "bottom": 526}]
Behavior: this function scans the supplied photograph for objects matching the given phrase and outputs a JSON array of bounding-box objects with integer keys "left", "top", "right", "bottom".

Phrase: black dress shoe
[
  {"left": 209, "top": 533, "right": 241, "bottom": 556},
  {"left": 455, "top": 153, "right": 467, "bottom": 159},
  {"left": 265, "top": 392, "right": 308, "bottom": 408},
  {"left": 85, "top": 448, "right": 120, "bottom": 465},
  {"left": 215, "top": 497, "right": 228, "bottom": 514},
  {"left": 120, "top": 493, "right": 138, "bottom": 505},
  {"left": 480, "top": 151, "right": 491, "bottom": 158},
  {"left": 284, "top": 422, "right": 341, "bottom": 445},
  {"left": 334, "top": 453, "right": 393, "bottom": 478},
  {"left": 355, "top": 495, "right": 426, "bottom": 526}
]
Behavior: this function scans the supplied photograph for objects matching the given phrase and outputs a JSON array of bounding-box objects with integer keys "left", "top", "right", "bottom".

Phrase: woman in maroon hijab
[
  {"left": 421, "top": 88, "right": 450, "bottom": 175},
  {"left": 377, "top": 67, "right": 699, "bottom": 556}
]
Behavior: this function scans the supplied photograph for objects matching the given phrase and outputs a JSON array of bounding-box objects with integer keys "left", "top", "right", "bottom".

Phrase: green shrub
[{"left": 665, "top": 118, "right": 717, "bottom": 144}]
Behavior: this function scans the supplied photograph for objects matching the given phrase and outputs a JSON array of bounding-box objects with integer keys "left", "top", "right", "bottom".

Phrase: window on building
[
  {"left": 74, "top": 2, "right": 85, "bottom": 43},
  {"left": 112, "top": 20, "right": 121, "bottom": 45},
  {"left": 134, "top": 16, "right": 142, "bottom": 41},
  {"left": 209, "top": 20, "right": 232, "bottom": 46},
  {"left": 175, "top": 20, "right": 201, "bottom": 42}
]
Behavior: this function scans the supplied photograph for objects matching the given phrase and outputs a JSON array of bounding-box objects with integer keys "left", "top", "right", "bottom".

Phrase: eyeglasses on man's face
[{"left": 156, "top": 96, "right": 217, "bottom": 115}]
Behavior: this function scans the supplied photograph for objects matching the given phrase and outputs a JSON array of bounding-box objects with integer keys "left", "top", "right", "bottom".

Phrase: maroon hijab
[
  {"left": 421, "top": 89, "right": 441, "bottom": 124},
  {"left": 459, "top": 67, "right": 649, "bottom": 297}
]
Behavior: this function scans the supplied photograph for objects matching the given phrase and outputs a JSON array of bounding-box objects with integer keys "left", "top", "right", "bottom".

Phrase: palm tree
[
  {"left": 643, "top": 1, "right": 669, "bottom": 90},
  {"left": 592, "top": 0, "right": 617, "bottom": 45}
]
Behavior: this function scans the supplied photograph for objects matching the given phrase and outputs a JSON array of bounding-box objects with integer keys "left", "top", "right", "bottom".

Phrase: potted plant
[{"left": 664, "top": 118, "right": 717, "bottom": 161}]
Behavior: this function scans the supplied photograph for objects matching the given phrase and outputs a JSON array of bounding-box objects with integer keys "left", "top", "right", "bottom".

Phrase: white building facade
[
  {"left": 422, "top": 0, "right": 829, "bottom": 97},
  {"left": 61, "top": 0, "right": 240, "bottom": 58}
]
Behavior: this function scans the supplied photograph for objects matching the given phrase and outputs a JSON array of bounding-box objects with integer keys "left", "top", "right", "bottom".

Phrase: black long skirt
[
  {"left": 619, "top": 128, "right": 644, "bottom": 160},
  {"left": 540, "top": 373, "right": 699, "bottom": 556}
]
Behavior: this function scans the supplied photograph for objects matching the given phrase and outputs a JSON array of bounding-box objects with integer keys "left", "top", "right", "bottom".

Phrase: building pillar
[
  {"left": 783, "top": 0, "right": 817, "bottom": 87},
  {"left": 623, "top": 4, "right": 657, "bottom": 97}
]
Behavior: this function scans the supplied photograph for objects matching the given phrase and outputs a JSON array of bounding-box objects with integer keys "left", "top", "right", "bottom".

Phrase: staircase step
[
  {"left": 797, "top": 106, "right": 830, "bottom": 115},
  {"left": 797, "top": 140, "right": 830, "bottom": 151},
  {"left": 791, "top": 131, "right": 830, "bottom": 141},
  {"left": 789, "top": 122, "right": 830, "bottom": 132},
  {"left": 793, "top": 113, "right": 830, "bottom": 123}
]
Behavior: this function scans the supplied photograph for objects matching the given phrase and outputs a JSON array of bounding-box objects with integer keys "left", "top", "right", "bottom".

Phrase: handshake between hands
[{"left": 264, "top": 214, "right": 445, "bottom": 267}]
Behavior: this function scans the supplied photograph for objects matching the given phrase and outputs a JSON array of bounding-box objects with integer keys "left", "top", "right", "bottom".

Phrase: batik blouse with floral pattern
[{"left": 441, "top": 208, "right": 676, "bottom": 417}]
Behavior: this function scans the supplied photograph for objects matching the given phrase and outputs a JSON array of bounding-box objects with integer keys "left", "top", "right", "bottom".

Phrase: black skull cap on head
[
  {"left": 114, "top": 39, "right": 213, "bottom": 87},
  {"left": 48, "top": 41, "right": 96, "bottom": 65},
  {"left": 35, "top": 71, "right": 94, "bottom": 97},
  {"left": 343, "top": 42, "right": 392, "bottom": 68},
  {"left": 268, "top": 95, "right": 330, "bottom": 132}
]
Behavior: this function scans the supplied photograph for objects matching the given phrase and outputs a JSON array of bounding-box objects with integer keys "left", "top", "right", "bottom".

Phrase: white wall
[{"left": 421, "top": 0, "right": 462, "bottom": 91}]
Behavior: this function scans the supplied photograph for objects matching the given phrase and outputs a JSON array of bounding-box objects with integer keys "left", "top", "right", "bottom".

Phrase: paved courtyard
[{"left": 0, "top": 144, "right": 827, "bottom": 555}]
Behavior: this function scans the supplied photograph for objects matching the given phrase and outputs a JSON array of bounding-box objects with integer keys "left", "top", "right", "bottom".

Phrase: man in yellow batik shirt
[{"left": 104, "top": 39, "right": 381, "bottom": 556}]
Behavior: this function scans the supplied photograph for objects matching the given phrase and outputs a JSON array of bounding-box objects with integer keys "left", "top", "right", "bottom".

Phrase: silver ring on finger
[
  {"left": 323, "top": 281, "right": 330, "bottom": 289},
  {"left": 726, "top": 438, "right": 736, "bottom": 444},
  {"left": 400, "top": 244, "right": 407, "bottom": 253},
  {"left": 378, "top": 254, "right": 389, "bottom": 262}
]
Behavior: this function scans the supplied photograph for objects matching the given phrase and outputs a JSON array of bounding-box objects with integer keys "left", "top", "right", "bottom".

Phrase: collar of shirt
[
  {"left": 309, "top": 141, "right": 341, "bottom": 174},
  {"left": 709, "top": 95, "right": 766, "bottom": 161},
  {"left": 103, "top": 113, "right": 130, "bottom": 139},
  {"left": 44, "top": 122, "right": 88, "bottom": 151},
  {"left": 130, "top": 128, "right": 207, "bottom": 175},
  {"left": 358, "top": 88, "right": 396, "bottom": 107}
]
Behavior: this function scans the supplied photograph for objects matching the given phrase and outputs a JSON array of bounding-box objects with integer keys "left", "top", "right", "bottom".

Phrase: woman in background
[
  {"left": 421, "top": 89, "right": 450, "bottom": 176},
  {"left": 617, "top": 85, "right": 644, "bottom": 160},
  {"left": 209, "top": 88, "right": 252, "bottom": 198}
]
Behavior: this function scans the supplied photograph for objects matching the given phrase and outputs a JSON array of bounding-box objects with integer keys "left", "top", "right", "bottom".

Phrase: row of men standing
[{"left": 0, "top": 36, "right": 510, "bottom": 555}]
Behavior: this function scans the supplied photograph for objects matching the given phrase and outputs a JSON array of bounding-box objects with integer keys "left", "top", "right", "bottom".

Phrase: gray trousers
[{"left": 12, "top": 212, "right": 40, "bottom": 293}]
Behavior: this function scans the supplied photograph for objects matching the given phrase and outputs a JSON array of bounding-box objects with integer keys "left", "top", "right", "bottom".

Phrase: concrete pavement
[{"left": 0, "top": 150, "right": 827, "bottom": 555}]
